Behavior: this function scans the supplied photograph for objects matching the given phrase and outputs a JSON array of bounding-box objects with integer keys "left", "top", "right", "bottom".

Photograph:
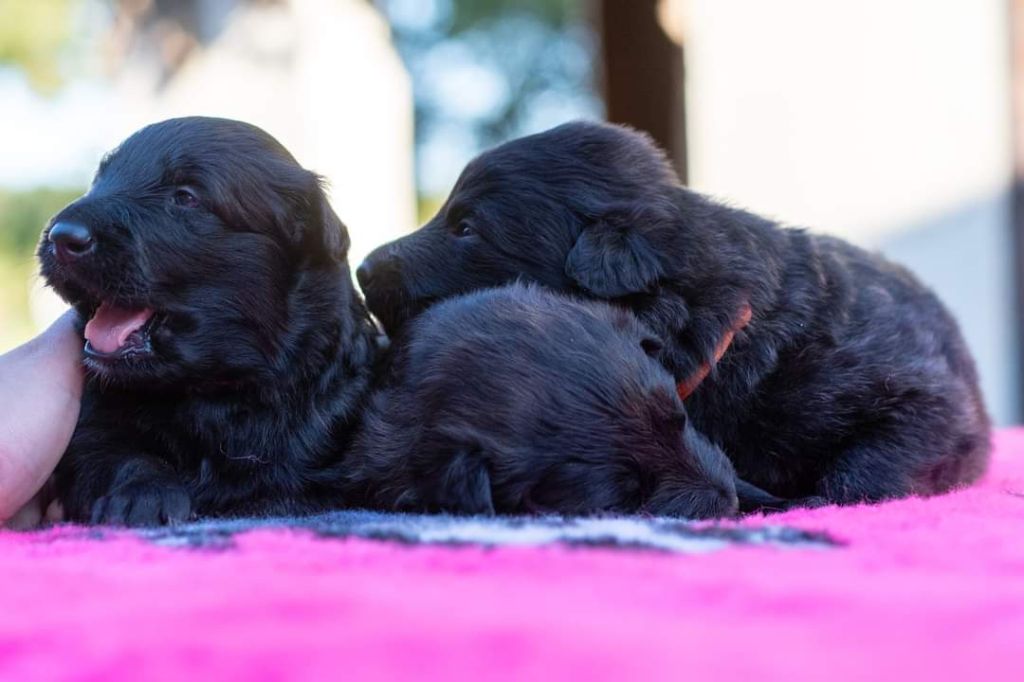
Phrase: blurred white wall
[{"left": 681, "top": 0, "right": 1018, "bottom": 424}]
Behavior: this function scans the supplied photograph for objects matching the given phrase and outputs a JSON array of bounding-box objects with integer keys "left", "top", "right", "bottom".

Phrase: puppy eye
[
  {"left": 452, "top": 220, "right": 474, "bottom": 238},
  {"left": 640, "top": 337, "right": 663, "bottom": 357},
  {"left": 172, "top": 187, "right": 200, "bottom": 209}
]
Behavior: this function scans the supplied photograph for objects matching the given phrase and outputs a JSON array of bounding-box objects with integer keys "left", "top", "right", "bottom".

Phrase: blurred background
[{"left": 0, "top": 0, "right": 1020, "bottom": 425}]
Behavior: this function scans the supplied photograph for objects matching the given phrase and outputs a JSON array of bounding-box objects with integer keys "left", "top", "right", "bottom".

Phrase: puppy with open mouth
[{"left": 38, "top": 117, "right": 378, "bottom": 526}]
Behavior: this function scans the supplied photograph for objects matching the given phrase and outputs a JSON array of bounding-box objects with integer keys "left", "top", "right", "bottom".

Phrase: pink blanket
[{"left": 2, "top": 430, "right": 1023, "bottom": 681}]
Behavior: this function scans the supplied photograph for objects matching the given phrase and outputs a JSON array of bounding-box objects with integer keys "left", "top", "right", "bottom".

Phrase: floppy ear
[
  {"left": 306, "top": 180, "right": 350, "bottom": 264},
  {"left": 565, "top": 210, "right": 664, "bottom": 298},
  {"left": 264, "top": 166, "right": 350, "bottom": 263},
  {"left": 650, "top": 390, "right": 688, "bottom": 432}
]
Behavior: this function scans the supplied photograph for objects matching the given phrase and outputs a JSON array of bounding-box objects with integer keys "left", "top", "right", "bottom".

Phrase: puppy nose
[
  {"left": 357, "top": 253, "right": 403, "bottom": 295},
  {"left": 356, "top": 260, "right": 374, "bottom": 289},
  {"left": 49, "top": 221, "right": 95, "bottom": 262}
]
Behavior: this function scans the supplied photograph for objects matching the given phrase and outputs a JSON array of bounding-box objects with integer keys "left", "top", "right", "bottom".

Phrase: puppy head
[
  {"left": 38, "top": 116, "right": 350, "bottom": 386},
  {"left": 386, "top": 285, "right": 738, "bottom": 519},
  {"left": 579, "top": 304, "right": 740, "bottom": 519},
  {"left": 358, "top": 120, "right": 680, "bottom": 334}
]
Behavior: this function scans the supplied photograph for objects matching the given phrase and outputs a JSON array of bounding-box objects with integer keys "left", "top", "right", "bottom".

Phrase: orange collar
[{"left": 676, "top": 303, "right": 752, "bottom": 401}]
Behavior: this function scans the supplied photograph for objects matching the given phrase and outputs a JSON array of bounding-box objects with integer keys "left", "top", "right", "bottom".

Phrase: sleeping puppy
[
  {"left": 357, "top": 121, "right": 991, "bottom": 506},
  {"left": 343, "top": 283, "right": 740, "bottom": 519},
  {"left": 38, "top": 117, "right": 378, "bottom": 525}
]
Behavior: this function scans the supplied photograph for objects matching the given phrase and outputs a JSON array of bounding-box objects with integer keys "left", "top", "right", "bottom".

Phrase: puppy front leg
[
  {"left": 735, "top": 479, "right": 827, "bottom": 514},
  {"left": 88, "top": 458, "right": 192, "bottom": 526},
  {"left": 423, "top": 448, "right": 496, "bottom": 516},
  {"left": 57, "top": 428, "right": 192, "bottom": 526}
]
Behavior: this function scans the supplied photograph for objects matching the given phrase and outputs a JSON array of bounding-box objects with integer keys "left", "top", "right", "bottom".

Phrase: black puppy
[
  {"left": 38, "top": 117, "right": 378, "bottom": 525},
  {"left": 344, "top": 283, "right": 739, "bottom": 518},
  {"left": 357, "top": 121, "right": 991, "bottom": 506}
]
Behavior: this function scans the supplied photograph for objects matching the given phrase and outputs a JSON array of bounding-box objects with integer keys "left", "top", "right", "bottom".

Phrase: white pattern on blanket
[{"left": 119, "top": 511, "right": 839, "bottom": 553}]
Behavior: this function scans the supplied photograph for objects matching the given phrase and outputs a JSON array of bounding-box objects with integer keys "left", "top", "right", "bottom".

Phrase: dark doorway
[{"left": 596, "top": 0, "right": 687, "bottom": 182}]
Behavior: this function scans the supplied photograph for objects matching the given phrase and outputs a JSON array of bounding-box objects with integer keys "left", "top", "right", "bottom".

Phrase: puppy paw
[
  {"left": 745, "top": 495, "right": 830, "bottom": 515},
  {"left": 771, "top": 495, "right": 830, "bottom": 512},
  {"left": 90, "top": 480, "right": 193, "bottom": 527}
]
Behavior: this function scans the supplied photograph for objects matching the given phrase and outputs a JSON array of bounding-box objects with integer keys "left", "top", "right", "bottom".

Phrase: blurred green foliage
[
  {"left": 0, "top": 187, "right": 81, "bottom": 258},
  {"left": 0, "top": 0, "right": 75, "bottom": 93},
  {"left": 382, "top": 0, "right": 599, "bottom": 192},
  {"left": 416, "top": 193, "right": 445, "bottom": 224},
  {"left": 446, "top": 0, "right": 578, "bottom": 33},
  {"left": 0, "top": 0, "right": 79, "bottom": 347},
  {"left": 0, "top": 187, "right": 81, "bottom": 350}
]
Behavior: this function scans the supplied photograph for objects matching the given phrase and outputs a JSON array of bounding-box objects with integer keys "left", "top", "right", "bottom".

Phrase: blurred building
[
  {"left": 1, "top": 0, "right": 1020, "bottom": 426},
  {"left": 600, "top": 0, "right": 1017, "bottom": 424}
]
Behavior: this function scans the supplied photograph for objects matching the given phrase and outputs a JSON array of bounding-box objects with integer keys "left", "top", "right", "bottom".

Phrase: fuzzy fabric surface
[{"left": 1, "top": 430, "right": 1023, "bottom": 681}]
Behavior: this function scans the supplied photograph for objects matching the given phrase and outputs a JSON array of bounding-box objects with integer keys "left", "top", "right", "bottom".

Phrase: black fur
[
  {"left": 38, "top": 117, "right": 377, "bottom": 525},
  {"left": 344, "top": 283, "right": 739, "bottom": 519},
  {"left": 358, "top": 121, "right": 991, "bottom": 505}
]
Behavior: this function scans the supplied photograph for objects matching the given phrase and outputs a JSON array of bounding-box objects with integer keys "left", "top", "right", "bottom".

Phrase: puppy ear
[
  {"left": 647, "top": 386, "right": 687, "bottom": 430},
  {"left": 565, "top": 207, "right": 665, "bottom": 297},
  {"left": 306, "top": 179, "right": 350, "bottom": 263}
]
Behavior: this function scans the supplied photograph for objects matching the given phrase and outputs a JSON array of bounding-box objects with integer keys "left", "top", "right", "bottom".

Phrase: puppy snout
[
  {"left": 49, "top": 221, "right": 96, "bottom": 263},
  {"left": 646, "top": 478, "right": 739, "bottom": 519},
  {"left": 355, "top": 261, "right": 374, "bottom": 290},
  {"left": 357, "top": 253, "right": 403, "bottom": 293}
]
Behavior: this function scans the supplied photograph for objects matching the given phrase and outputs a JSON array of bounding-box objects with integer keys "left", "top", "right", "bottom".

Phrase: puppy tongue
[{"left": 84, "top": 303, "right": 154, "bottom": 354}]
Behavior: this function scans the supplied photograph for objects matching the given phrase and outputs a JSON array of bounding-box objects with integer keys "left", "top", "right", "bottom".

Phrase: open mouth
[{"left": 83, "top": 302, "right": 157, "bottom": 363}]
